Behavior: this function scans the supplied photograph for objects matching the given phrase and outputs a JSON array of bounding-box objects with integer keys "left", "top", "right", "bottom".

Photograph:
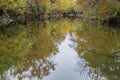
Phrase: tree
[
  {"left": 96, "top": 0, "right": 120, "bottom": 22},
  {"left": 0, "top": 0, "right": 26, "bottom": 16}
]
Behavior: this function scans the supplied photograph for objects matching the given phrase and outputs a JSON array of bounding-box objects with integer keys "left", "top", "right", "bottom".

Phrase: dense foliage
[
  {"left": 0, "top": 0, "right": 26, "bottom": 16},
  {"left": 0, "top": 0, "right": 120, "bottom": 23},
  {"left": 96, "top": 0, "right": 120, "bottom": 22},
  {"left": 76, "top": 0, "right": 120, "bottom": 22}
]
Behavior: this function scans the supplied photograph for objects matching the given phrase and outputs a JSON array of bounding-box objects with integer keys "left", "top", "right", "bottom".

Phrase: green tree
[
  {"left": 96, "top": 0, "right": 120, "bottom": 22},
  {"left": 0, "top": 0, "right": 26, "bottom": 16}
]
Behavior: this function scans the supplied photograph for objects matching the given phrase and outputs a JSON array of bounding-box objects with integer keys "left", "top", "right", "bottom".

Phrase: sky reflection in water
[{"left": 0, "top": 19, "right": 120, "bottom": 80}]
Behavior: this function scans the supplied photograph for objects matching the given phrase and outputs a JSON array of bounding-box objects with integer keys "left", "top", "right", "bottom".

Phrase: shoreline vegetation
[
  {"left": 0, "top": 13, "right": 84, "bottom": 26},
  {"left": 0, "top": 0, "right": 120, "bottom": 26}
]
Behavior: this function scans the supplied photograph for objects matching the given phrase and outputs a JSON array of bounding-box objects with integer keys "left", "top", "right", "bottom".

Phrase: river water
[{"left": 0, "top": 18, "right": 120, "bottom": 80}]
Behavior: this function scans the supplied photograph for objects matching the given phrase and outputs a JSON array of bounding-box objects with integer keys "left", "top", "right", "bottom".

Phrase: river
[{"left": 0, "top": 18, "right": 120, "bottom": 80}]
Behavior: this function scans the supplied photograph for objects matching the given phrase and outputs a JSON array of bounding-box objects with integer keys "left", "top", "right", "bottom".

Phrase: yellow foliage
[
  {"left": 97, "top": 0, "right": 120, "bottom": 21},
  {"left": 0, "top": 0, "right": 26, "bottom": 14}
]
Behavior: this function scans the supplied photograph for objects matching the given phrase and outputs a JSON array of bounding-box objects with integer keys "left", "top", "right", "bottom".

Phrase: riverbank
[
  {"left": 0, "top": 13, "right": 119, "bottom": 27},
  {"left": 0, "top": 13, "right": 84, "bottom": 26}
]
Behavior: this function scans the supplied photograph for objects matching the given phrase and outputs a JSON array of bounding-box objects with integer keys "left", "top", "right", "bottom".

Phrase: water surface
[{"left": 0, "top": 19, "right": 120, "bottom": 80}]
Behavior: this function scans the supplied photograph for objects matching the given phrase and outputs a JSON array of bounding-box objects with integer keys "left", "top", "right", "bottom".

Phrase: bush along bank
[{"left": 0, "top": 0, "right": 120, "bottom": 26}]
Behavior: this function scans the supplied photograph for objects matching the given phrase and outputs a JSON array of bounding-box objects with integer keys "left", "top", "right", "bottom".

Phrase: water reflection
[
  {"left": 43, "top": 33, "right": 107, "bottom": 80},
  {"left": 0, "top": 19, "right": 120, "bottom": 80},
  {"left": 76, "top": 22, "right": 120, "bottom": 80}
]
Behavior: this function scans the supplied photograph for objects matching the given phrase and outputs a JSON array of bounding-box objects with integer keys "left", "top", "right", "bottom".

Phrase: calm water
[{"left": 0, "top": 18, "right": 120, "bottom": 80}]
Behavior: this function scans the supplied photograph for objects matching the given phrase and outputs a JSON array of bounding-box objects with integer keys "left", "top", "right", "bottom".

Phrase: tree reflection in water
[
  {"left": 0, "top": 19, "right": 120, "bottom": 80},
  {"left": 76, "top": 22, "right": 120, "bottom": 80}
]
